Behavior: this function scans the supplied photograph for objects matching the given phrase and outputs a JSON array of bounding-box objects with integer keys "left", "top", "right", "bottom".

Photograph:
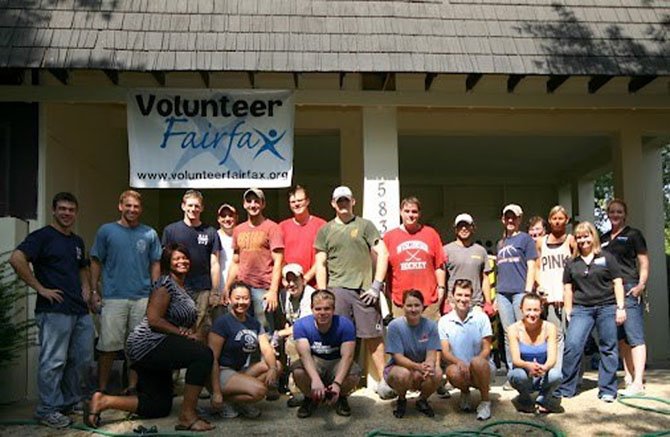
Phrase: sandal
[
  {"left": 174, "top": 418, "right": 215, "bottom": 432},
  {"left": 393, "top": 398, "right": 407, "bottom": 418},
  {"left": 536, "top": 404, "right": 550, "bottom": 414},
  {"left": 82, "top": 400, "right": 101, "bottom": 428},
  {"left": 415, "top": 398, "right": 435, "bottom": 418}
]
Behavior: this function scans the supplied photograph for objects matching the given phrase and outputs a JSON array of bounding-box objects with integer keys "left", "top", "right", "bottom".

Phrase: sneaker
[
  {"left": 62, "top": 403, "right": 84, "bottom": 416},
  {"left": 476, "top": 401, "right": 492, "bottom": 420},
  {"left": 36, "top": 411, "right": 72, "bottom": 428},
  {"left": 502, "top": 381, "right": 514, "bottom": 391},
  {"left": 287, "top": 394, "right": 304, "bottom": 408},
  {"left": 511, "top": 396, "right": 535, "bottom": 413},
  {"left": 376, "top": 379, "right": 398, "bottom": 400},
  {"left": 335, "top": 396, "right": 351, "bottom": 417},
  {"left": 436, "top": 385, "right": 451, "bottom": 399},
  {"left": 600, "top": 394, "right": 616, "bottom": 403},
  {"left": 234, "top": 403, "right": 261, "bottom": 419},
  {"left": 459, "top": 391, "right": 473, "bottom": 412},
  {"left": 619, "top": 385, "right": 645, "bottom": 397},
  {"left": 297, "top": 397, "right": 316, "bottom": 419},
  {"left": 219, "top": 402, "right": 239, "bottom": 419}
]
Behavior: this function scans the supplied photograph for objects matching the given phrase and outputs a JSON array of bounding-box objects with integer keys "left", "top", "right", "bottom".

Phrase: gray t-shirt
[{"left": 443, "top": 242, "right": 492, "bottom": 305}]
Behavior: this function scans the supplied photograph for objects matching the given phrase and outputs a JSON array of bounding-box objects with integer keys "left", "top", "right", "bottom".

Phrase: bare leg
[
  {"left": 221, "top": 372, "right": 267, "bottom": 403},
  {"left": 469, "top": 357, "right": 491, "bottom": 402},
  {"left": 366, "top": 337, "right": 386, "bottom": 381},
  {"left": 89, "top": 390, "right": 138, "bottom": 416},
  {"left": 386, "top": 366, "right": 412, "bottom": 399},
  {"left": 619, "top": 340, "right": 634, "bottom": 385},
  {"left": 293, "top": 368, "right": 312, "bottom": 396},
  {"left": 420, "top": 367, "right": 442, "bottom": 400},
  {"left": 631, "top": 344, "right": 647, "bottom": 388},
  {"left": 97, "top": 352, "right": 116, "bottom": 392}
]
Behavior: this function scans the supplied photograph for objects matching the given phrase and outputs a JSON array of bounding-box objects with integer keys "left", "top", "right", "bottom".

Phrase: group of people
[{"left": 9, "top": 184, "right": 649, "bottom": 430}]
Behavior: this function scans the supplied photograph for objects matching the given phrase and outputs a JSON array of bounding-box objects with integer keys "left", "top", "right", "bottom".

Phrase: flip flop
[
  {"left": 82, "top": 400, "right": 101, "bottom": 428},
  {"left": 174, "top": 418, "right": 215, "bottom": 432}
]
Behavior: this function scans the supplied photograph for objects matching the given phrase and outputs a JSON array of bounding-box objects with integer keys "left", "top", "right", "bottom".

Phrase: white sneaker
[
  {"left": 459, "top": 391, "right": 472, "bottom": 412},
  {"left": 476, "top": 401, "right": 491, "bottom": 420},
  {"left": 376, "top": 379, "right": 398, "bottom": 400},
  {"left": 220, "top": 402, "right": 239, "bottom": 418}
]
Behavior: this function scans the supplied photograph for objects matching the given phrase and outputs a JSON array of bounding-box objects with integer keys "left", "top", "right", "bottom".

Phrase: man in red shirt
[
  {"left": 224, "top": 188, "right": 284, "bottom": 333},
  {"left": 279, "top": 185, "right": 326, "bottom": 286},
  {"left": 384, "top": 196, "right": 446, "bottom": 321}
]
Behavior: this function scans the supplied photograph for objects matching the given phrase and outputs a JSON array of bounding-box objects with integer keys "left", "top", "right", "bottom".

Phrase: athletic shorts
[
  {"left": 97, "top": 298, "right": 148, "bottom": 352},
  {"left": 290, "top": 356, "right": 362, "bottom": 386},
  {"left": 332, "top": 287, "right": 383, "bottom": 338}
]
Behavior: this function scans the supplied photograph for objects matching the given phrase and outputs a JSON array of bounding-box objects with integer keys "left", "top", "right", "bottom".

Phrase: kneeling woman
[
  {"left": 558, "top": 221, "right": 626, "bottom": 402},
  {"left": 208, "top": 281, "right": 280, "bottom": 418},
  {"left": 86, "top": 244, "right": 214, "bottom": 432},
  {"left": 507, "top": 293, "right": 561, "bottom": 413},
  {"left": 385, "top": 290, "right": 442, "bottom": 418}
]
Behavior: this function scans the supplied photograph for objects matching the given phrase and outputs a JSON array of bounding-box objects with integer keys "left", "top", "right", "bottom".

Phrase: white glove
[{"left": 360, "top": 280, "right": 384, "bottom": 306}]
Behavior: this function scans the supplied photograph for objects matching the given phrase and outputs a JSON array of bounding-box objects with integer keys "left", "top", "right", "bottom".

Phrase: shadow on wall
[{"left": 514, "top": 1, "right": 669, "bottom": 75}]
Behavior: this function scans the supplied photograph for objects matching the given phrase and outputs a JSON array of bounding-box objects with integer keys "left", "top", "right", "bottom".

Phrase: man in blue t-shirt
[
  {"left": 9, "top": 192, "right": 95, "bottom": 429},
  {"left": 291, "top": 289, "right": 361, "bottom": 418},
  {"left": 90, "top": 190, "right": 162, "bottom": 394},
  {"left": 162, "top": 190, "right": 221, "bottom": 341}
]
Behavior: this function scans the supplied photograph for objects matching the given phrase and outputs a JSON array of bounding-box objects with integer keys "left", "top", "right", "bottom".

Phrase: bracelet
[{"left": 332, "top": 380, "right": 342, "bottom": 388}]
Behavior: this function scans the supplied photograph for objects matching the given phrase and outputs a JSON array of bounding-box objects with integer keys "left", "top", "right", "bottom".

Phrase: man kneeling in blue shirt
[{"left": 291, "top": 289, "right": 361, "bottom": 418}]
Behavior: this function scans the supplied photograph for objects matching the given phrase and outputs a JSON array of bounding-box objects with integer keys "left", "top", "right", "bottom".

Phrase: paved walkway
[{"left": 1, "top": 369, "right": 668, "bottom": 436}]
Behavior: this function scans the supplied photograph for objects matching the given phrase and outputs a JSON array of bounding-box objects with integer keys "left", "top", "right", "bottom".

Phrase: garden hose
[
  {"left": 367, "top": 419, "right": 567, "bottom": 437},
  {"left": 0, "top": 419, "right": 204, "bottom": 437},
  {"left": 618, "top": 395, "right": 670, "bottom": 415}
]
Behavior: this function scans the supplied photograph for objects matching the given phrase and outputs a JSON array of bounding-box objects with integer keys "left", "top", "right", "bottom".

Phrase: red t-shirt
[
  {"left": 279, "top": 215, "right": 326, "bottom": 284},
  {"left": 233, "top": 219, "right": 284, "bottom": 289},
  {"left": 383, "top": 225, "right": 445, "bottom": 306}
]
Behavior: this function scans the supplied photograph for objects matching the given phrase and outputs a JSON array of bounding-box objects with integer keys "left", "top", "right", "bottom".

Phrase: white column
[
  {"left": 614, "top": 130, "right": 670, "bottom": 363},
  {"left": 361, "top": 107, "right": 400, "bottom": 236},
  {"left": 576, "top": 178, "right": 595, "bottom": 224},
  {"left": 558, "top": 184, "right": 573, "bottom": 217}
]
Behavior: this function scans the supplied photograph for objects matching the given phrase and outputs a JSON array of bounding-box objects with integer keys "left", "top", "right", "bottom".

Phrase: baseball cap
[
  {"left": 502, "top": 203, "right": 523, "bottom": 216},
  {"left": 332, "top": 186, "right": 353, "bottom": 201},
  {"left": 282, "top": 263, "right": 304, "bottom": 279},
  {"left": 217, "top": 203, "right": 237, "bottom": 216},
  {"left": 454, "top": 213, "right": 474, "bottom": 226},
  {"left": 243, "top": 188, "right": 265, "bottom": 201}
]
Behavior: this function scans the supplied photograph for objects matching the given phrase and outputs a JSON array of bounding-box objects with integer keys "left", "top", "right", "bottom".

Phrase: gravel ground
[{"left": 1, "top": 369, "right": 669, "bottom": 437}]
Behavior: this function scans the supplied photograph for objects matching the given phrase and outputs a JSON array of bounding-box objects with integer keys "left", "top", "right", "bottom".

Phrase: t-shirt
[
  {"left": 281, "top": 284, "right": 315, "bottom": 325},
  {"left": 384, "top": 225, "right": 445, "bottom": 306},
  {"left": 537, "top": 236, "right": 571, "bottom": 303},
  {"left": 218, "top": 230, "right": 234, "bottom": 292},
  {"left": 162, "top": 221, "right": 221, "bottom": 292},
  {"left": 563, "top": 251, "right": 622, "bottom": 307},
  {"left": 233, "top": 219, "right": 284, "bottom": 289},
  {"left": 16, "top": 225, "right": 89, "bottom": 315},
  {"left": 601, "top": 226, "right": 647, "bottom": 285},
  {"left": 443, "top": 242, "right": 492, "bottom": 305},
  {"left": 91, "top": 222, "right": 162, "bottom": 300},
  {"left": 279, "top": 215, "right": 326, "bottom": 286},
  {"left": 211, "top": 312, "right": 265, "bottom": 370},
  {"left": 314, "top": 216, "right": 381, "bottom": 290},
  {"left": 293, "top": 314, "right": 356, "bottom": 360},
  {"left": 496, "top": 232, "right": 537, "bottom": 294},
  {"left": 438, "top": 309, "right": 492, "bottom": 363},
  {"left": 385, "top": 317, "right": 441, "bottom": 365}
]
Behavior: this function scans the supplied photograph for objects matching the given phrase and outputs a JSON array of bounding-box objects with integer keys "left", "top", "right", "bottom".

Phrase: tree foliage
[{"left": 0, "top": 253, "right": 35, "bottom": 369}]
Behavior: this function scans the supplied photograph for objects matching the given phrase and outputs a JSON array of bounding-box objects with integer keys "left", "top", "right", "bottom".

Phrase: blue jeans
[
  {"left": 545, "top": 304, "right": 565, "bottom": 373},
  {"left": 558, "top": 304, "right": 619, "bottom": 399},
  {"left": 617, "top": 288, "right": 645, "bottom": 347},
  {"left": 497, "top": 292, "right": 524, "bottom": 370},
  {"left": 249, "top": 287, "right": 276, "bottom": 333},
  {"left": 35, "top": 312, "right": 94, "bottom": 416},
  {"left": 508, "top": 367, "right": 562, "bottom": 408}
]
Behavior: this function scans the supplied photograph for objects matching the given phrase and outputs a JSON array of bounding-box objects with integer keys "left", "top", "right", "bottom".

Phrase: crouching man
[{"left": 291, "top": 289, "right": 361, "bottom": 418}]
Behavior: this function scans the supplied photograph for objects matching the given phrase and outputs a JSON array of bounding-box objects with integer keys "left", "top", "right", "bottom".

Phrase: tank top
[
  {"left": 538, "top": 235, "right": 571, "bottom": 303},
  {"left": 517, "top": 323, "right": 548, "bottom": 365}
]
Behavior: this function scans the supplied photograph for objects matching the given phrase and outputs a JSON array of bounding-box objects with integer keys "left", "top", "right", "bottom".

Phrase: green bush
[{"left": 0, "top": 252, "right": 35, "bottom": 369}]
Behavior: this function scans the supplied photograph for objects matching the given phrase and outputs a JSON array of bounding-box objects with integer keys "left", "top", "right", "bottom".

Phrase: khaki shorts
[
  {"left": 291, "top": 356, "right": 362, "bottom": 386},
  {"left": 97, "top": 298, "right": 148, "bottom": 352},
  {"left": 392, "top": 302, "right": 441, "bottom": 321},
  {"left": 332, "top": 287, "right": 383, "bottom": 338},
  {"left": 193, "top": 290, "right": 212, "bottom": 334}
]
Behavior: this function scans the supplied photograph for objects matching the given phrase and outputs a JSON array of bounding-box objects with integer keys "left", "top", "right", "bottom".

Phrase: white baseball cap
[
  {"left": 332, "top": 186, "right": 353, "bottom": 201},
  {"left": 454, "top": 213, "right": 474, "bottom": 226},
  {"left": 502, "top": 203, "right": 523, "bottom": 216},
  {"left": 282, "top": 263, "right": 304, "bottom": 279}
]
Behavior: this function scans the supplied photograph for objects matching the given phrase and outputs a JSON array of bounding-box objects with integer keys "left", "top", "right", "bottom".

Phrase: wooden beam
[
  {"left": 293, "top": 72, "right": 299, "bottom": 89},
  {"left": 247, "top": 71, "right": 255, "bottom": 88},
  {"left": 628, "top": 76, "right": 657, "bottom": 94},
  {"left": 547, "top": 75, "right": 570, "bottom": 93},
  {"left": 48, "top": 68, "right": 68, "bottom": 85},
  {"left": 507, "top": 74, "right": 525, "bottom": 93},
  {"left": 103, "top": 69, "right": 119, "bottom": 85},
  {"left": 151, "top": 71, "right": 165, "bottom": 86},
  {"left": 199, "top": 71, "right": 210, "bottom": 88},
  {"left": 588, "top": 75, "right": 613, "bottom": 94},
  {"left": 465, "top": 73, "right": 482, "bottom": 92},
  {"left": 425, "top": 73, "right": 436, "bottom": 91}
]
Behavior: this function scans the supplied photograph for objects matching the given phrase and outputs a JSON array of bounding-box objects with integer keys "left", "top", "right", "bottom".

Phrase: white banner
[{"left": 127, "top": 89, "right": 294, "bottom": 188}]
